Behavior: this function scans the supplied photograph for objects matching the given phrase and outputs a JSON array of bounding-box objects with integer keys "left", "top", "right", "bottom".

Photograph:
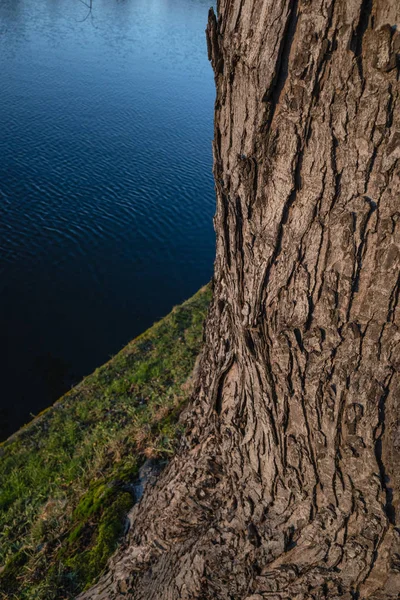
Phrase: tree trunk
[{"left": 79, "top": 1, "right": 400, "bottom": 598}]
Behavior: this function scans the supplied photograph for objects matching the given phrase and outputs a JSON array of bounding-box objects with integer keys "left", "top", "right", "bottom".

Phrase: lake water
[{"left": 0, "top": 0, "right": 215, "bottom": 440}]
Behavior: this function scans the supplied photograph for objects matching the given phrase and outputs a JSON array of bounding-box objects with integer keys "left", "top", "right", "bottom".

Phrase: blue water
[{"left": 0, "top": 0, "right": 215, "bottom": 440}]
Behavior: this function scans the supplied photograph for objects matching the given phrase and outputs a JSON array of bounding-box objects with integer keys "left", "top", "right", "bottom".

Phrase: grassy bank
[{"left": 0, "top": 285, "right": 211, "bottom": 600}]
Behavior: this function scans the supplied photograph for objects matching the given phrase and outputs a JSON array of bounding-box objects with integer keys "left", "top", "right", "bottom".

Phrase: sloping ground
[{"left": 0, "top": 285, "right": 211, "bottom": 600}]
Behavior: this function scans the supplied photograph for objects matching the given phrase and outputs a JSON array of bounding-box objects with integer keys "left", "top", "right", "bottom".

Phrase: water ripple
[{"left": 0, "top": 0, "right": 216, "bottom": 439}]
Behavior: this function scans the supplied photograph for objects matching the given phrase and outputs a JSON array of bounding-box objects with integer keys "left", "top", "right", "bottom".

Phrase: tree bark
[{"left": 79, "top": 1, "right": 400, "bottom": 598}]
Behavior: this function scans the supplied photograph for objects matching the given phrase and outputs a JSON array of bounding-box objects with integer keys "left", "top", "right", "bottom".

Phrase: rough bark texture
[{"left": 79, "top": 1, "right": 400, "bottom": 598}]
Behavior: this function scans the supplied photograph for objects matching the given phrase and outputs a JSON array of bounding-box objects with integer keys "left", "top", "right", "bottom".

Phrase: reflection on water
[{"left": 0, "top": 0, "right": 215, "bottom": 440}]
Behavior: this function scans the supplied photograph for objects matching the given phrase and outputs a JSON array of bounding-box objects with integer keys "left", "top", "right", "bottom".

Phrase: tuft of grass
[{"left": 0, "top": 285, "right": 211, "bottom": 599}]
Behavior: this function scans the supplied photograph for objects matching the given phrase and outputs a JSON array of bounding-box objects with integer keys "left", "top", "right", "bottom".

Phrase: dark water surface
[{"left": 0, "top": 0, "right": 215, "bottom": 440}]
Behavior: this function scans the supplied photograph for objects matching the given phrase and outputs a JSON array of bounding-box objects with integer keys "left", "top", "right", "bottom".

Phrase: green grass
[{"left": 0, "top": 285, "right": 211, "bottom": 600}]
